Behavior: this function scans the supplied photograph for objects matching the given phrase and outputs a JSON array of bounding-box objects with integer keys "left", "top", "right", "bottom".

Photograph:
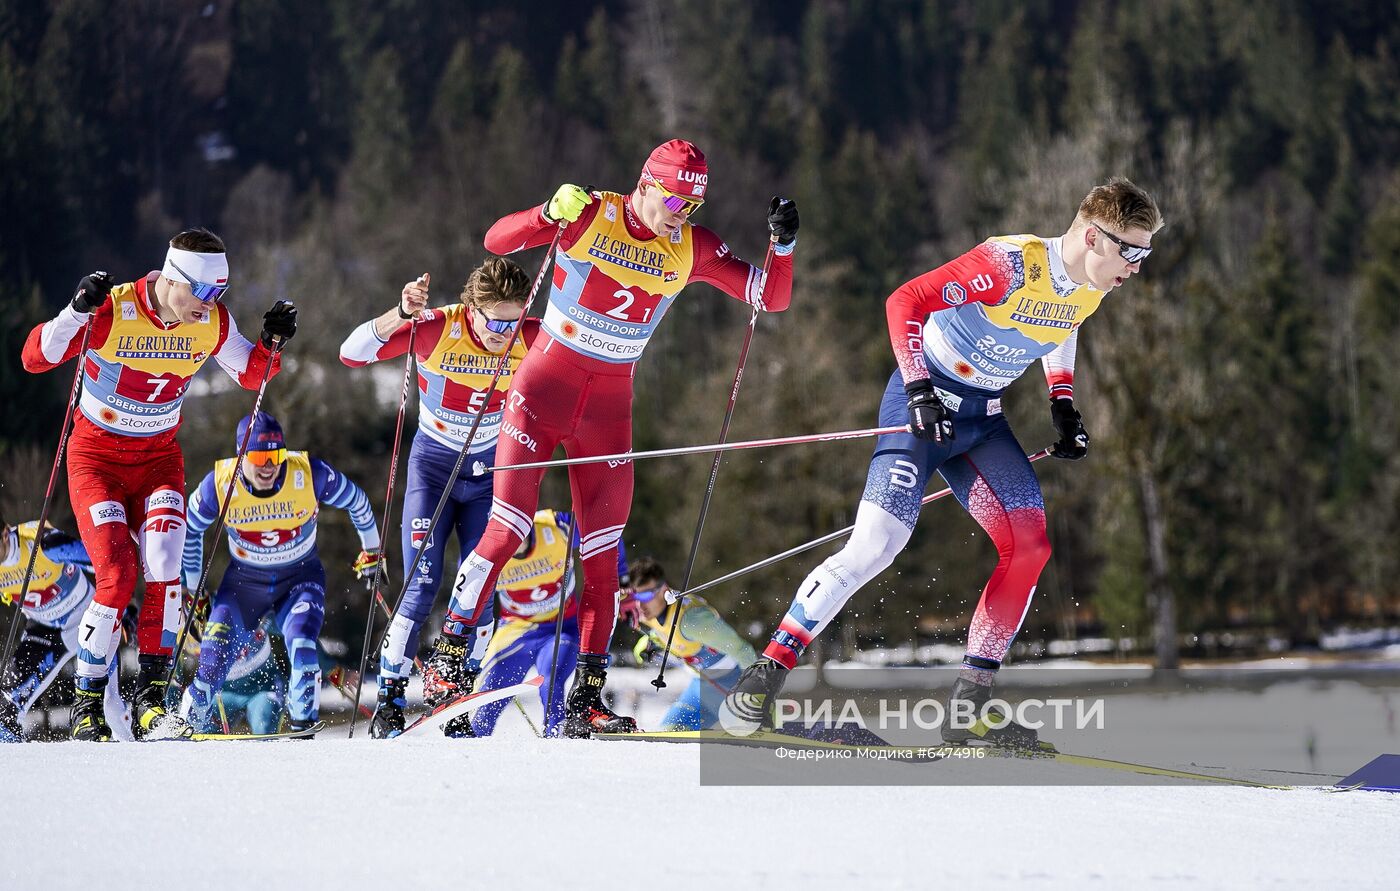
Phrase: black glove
[
  {"left": 1050, "top": 398, "right": 1089, "bottom": 459},
  {"left": 261, "top": 300, "right": 297, "bottom": 349},
  {"left": 767, "top": 196, "right": 799, "bottom": 246},
  {"left": 71, "top": 271, "right": 114, "bottom": 313},
  {"left": 906, "top": 380, "right": 954, "bottom": 443}
]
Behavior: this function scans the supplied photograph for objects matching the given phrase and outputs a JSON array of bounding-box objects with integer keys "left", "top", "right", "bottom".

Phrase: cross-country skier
[
  {"left": 178, "top": 616, "right": 289, "bottom": 736},
  {"left": 178, "top": 411, "right": 380, "bottom": 736},
  {"left": 622, "top": 556, "right": 755, "bottom": 731},
  {"left": 339, "top": 258, "right": 539, "bottom": 738},
  {"left": 723, "top": 178, "right": 1162, "bottom": 747},
  {"left": 21, "top": 228, "right": 296, "bottom": 741},
  {"left": 425, "top": 139, "right": 800, "bottom": 738},
  {"left": 469, "top": 509, "right": 626, "bottom": 737},
  {"left": 0, "top": 512, "right": 131, "bottom": 741}
]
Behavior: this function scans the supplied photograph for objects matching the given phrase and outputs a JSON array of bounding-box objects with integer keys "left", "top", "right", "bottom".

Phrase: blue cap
[{"left": 236, "top": 411, "right": 284, "bottom": 452}]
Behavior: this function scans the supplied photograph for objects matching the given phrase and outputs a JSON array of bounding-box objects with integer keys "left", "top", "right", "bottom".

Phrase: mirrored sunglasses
[
  {"left": 1093, "top": 223, "right": 1152, "bottom": 264},
  {"left": 476, "top": 307, "right": 521, "bottom": 335},
  {"left": 644, "top": 167, "right": 704, "bottom": 215},
  {"left": 245, "top": 448, "right": 287, "bottom": 467},
  {"left": 168, "top": 260, "right": 229, "bottom": 303}
]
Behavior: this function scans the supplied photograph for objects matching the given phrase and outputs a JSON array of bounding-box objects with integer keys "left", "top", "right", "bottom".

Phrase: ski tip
[{"left": 1335, "top": 753, "right": 1400, "bottom": 793}]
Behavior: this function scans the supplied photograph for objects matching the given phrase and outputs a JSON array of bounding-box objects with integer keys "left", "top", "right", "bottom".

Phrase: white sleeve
[
  {"left": 39, "top": 306, "right": 91, "bottom": 363},
  {"left": 339, "top": 320, "right": 388, "bottom": 365},
  {"left": 1041, "top": 329, "right": 1079, "bottom": 400},
  {"left": 213, "top": 310, "right": 257, "bottom": 382}
]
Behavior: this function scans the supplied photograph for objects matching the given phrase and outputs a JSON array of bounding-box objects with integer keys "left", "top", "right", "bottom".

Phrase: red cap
[{"left": 642, "top": 139, "right": 708, "bottom": 201}]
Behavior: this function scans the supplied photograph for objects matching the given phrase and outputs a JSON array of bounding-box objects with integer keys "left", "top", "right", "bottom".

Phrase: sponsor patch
[
  {"left": 121, "top": 302, "right": 137, "bottom": 320},
  {"left": 147, "top": 489, "right": 184, "bottom": 511},
  {"left": 942, "top": 282, "right": 968, "bottom": 306},
  {"left": 89, "top": 501, "right": 126, "bottom": 526}
]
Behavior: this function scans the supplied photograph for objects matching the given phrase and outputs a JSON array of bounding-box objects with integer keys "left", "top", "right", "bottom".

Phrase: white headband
[{"left": 163, "top": 246, "right": 229, "bottom": 288}]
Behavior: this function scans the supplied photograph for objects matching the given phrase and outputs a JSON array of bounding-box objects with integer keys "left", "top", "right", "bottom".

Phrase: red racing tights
[
  {"left": 67, "top": 419, "right": 186, "bottom": 678},
  {"left": 443, "top": 336, "right": 632, "bottom": 656}
]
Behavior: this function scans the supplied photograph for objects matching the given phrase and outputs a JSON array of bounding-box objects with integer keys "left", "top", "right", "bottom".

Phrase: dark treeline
[{"left": 3, "top": 0, "right": 1399, "bottom": 667}]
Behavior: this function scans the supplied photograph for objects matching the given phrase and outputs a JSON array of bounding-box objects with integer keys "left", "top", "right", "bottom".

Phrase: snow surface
[{"left": 2, "top": 717, "right": 1398, "bottom": 891}]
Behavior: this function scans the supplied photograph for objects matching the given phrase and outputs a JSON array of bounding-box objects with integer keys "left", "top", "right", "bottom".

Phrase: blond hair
[
  {"left": 460, "top": 256, "right": 531, "bottom": 309},
  {"left": 1074, "top": 177, "right": 1163, "bottom": 234}
]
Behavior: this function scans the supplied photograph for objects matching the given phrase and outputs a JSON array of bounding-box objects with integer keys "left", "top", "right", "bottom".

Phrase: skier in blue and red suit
[
  {"left": 723, "top": 178, "right": 1163, "bottom": 747},
  {"left": 340, "top": 257, "right": 540, "bottom": 737},
  {"left": 179, "top": 411, "right": 381, "bottom": 736},
  {"left": 422, "top": 139, "right": 801, "bottom": 738}
]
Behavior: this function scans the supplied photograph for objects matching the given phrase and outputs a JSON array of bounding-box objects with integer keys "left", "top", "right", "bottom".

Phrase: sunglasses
[
  {"left": 644, "top": 167, "right": 704, "bottom": 215},
  {"left": 1092, "top": 223, "right": 1152, "bottom": 264},
  {"left": 629, "top": 583, "right": 669, "bottom": 603},
  {"left": 245, "top": 448, "right": 287, "bottom": 467},
  {"left": 168, "top": 260, "right": 229, "bottom": 303},
  {"left": 476, "top": 307, "right": 521, "bottom": 335}
]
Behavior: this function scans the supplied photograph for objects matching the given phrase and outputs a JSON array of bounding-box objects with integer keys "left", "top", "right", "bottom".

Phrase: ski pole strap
[{"left": 962, "top": 654, "right": 1001, "bottom": 671}]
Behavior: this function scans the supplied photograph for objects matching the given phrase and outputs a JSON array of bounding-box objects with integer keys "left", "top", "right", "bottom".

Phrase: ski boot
[
  {"left": 369, "top": 677, "right": 408, "bottom": 739},
  {"left": 562, "top": 655, "right": 637, "bottom": 739},
  {"left": 441, "top": 668, "right": 479, "bottom": 738},
  {"left": 70, "top": 678, "right": 114, "bottom": 742},
  {"left": 179, "top": 677, "right": 219, "bottom": 734},
  {"left": 719, "top": 657, "right": 788, "bottom": 736},
  {"left": 286, "top": 718, "right": 319, "bottom": 740},
  {"left": 422, "top": 633, "right": 471, "bottom": 705},
  {"left": 940, "top": 676, "right": 1038, "bottom": 750},
  {"left": 131, "top": 657, "right": 193, "bottom": 741},
  {"left": 422, "top": 635, "right": 478, "bottom": 738}
]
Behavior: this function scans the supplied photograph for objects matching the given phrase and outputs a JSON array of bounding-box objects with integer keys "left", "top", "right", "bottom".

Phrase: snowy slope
[{"left": 2, "top": 729, "right": 1397, "bottom": 891}]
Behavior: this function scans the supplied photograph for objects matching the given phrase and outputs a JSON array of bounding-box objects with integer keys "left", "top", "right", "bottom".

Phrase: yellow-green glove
[{"left": 545, "top": 184, "right": 592, "bottom": 224}]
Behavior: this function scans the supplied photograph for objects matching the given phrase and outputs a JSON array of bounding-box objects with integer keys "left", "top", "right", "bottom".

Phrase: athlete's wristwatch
[{"left": 397, "top": 304, "right": 414, "bottom": 320}]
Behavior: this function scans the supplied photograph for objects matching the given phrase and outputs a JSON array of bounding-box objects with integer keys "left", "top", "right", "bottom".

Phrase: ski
[
  {"left": 191, "top": 721, "right": 325, "bottom": 742},
  {"left": 398, "top": 677, "right": 544, "bottom": 738},
  {"left": 1008, "top": 741, "right": 1290, "bottom": 788}
]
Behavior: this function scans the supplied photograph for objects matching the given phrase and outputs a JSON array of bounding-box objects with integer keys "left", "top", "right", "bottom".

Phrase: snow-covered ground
[
  {"left": 2, "top": 727, "right": 1397, "bottom": 891},
  {"left": 4, "top": 667, "right": 1397, "bottom": 889}
]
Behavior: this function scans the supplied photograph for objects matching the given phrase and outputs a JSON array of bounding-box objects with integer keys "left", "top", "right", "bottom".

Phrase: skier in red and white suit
[
  {"left": 21, "top": 228, "right": 296, "bottom": 741},
  {"left": 426, "top": 139, "right": 800, "bottom": 736}
]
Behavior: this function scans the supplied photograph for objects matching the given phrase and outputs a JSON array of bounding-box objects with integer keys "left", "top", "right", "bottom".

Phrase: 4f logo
[{"left": 888, "top": 459, "right": 919, "bottom": 490}]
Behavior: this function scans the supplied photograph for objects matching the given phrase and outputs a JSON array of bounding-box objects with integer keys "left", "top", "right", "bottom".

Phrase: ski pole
[
  {"left": 652, "top": 239, "right": 775, "bottom": 690},
  {"left": 543, "top": 520, "right": 577, "bottom": 737},
  {"left": 679, "top": 447, "right": 1055, "bottom": 600},
  {"left": 372, "top": 224, "right": 566, "bottom": 695},
  {"left": 167, "top": 337, "right": 285, "bottom": 691},
  {"left": 489, "top": 424, "right": 908, "bottom": 474},
  {"left": 348, "top": 315, "right": 417, "bottom": 738},
  {"left": 0, "top": 318, "right": 94, "bottom": 672}
]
